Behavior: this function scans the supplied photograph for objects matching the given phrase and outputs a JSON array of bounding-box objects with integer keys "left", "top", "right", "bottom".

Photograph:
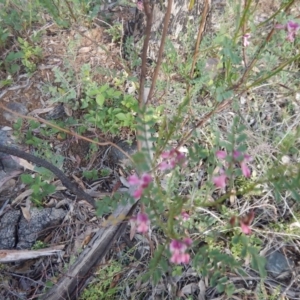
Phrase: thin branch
[
  {"left": 138, "top": 0, "right": 153, "bottom": 108},
  {"left": 0, "top": 103, "right": 134, "bottom": 164},
  {"left": 190, "top": 0, "right": 211, "bottom": 79},
  {"left": 147, "top": 0, "right": 173, "bottom": 104}
]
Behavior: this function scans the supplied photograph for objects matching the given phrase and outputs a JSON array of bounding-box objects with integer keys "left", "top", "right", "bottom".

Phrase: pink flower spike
[
  {"left": 128, "top": 173, "right": 152, "bottom": 199},
  {"left": 216, "top": 150, "right": 227, "bottom": 159},
  {"left": 159, "top": 148, "right": 186, "bottom": 171},
  {"left": 213, "top": 174, "right": 227, "bottom": 189},
  {"left": 136, "top": 213, "right": 150, "bottom": 233}
]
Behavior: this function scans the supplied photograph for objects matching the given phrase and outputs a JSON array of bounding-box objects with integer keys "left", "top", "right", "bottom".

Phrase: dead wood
[{"left": 42, "top": 197, "right": 137, "bottom": 300}]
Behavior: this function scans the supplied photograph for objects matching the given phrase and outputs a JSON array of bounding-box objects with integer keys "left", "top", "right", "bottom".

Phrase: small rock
[
  {"left": 110, "top": 140, "right": 137, "bottom": 167},
  {"left": 266, "top": 251, "right": 293, "bottom": 277},
  {"left": 281, "top": 155, "right": 290, "bottom": 165}
]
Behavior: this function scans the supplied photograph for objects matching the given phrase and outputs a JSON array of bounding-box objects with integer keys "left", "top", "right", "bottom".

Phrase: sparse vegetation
[{"left": 0, "top": 0, "right": 300, "bottom": 299}]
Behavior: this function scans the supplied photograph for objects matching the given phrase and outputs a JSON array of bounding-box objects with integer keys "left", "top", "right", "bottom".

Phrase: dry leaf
[
  {"left": 11, "top": 156, "right": 35, "bottom": 171},
  {"left": 20, "top": 198, "right": 32, "bottom": 221},
  {"left": 129, "top": 218, "right": 137, "bottom": 241}
]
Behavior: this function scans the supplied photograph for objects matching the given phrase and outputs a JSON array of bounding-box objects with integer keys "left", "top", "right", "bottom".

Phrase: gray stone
[
  {"left": 0, "top": 209, "right": 21, "bottom": 249},
  {"left": 17, "top": 207, "right": 66, "bottom": 249},
  {"left": 110, "top": 140, "right": 137, "bottom": 167},
  {"left": 266, "top": 251, "right": 293, "bottom": 277}
]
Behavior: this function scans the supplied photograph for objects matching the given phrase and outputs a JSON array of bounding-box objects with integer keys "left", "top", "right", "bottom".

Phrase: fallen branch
[{"left": 0, "top": 245, "right": 64, "bottom": 263}]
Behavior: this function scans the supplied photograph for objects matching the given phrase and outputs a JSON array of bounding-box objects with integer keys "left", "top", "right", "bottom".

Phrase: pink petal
[
  {"left": 169, "top": 159, "right": 177, "bottom": 169},
  {"left": 287, "top": 21, "right": 300, "bottom": 32},
  {"left": 233, "top": 150, "right": 243, "bottom": 160},
  {"left": 243, "top": 34, "right": 251, "bottom": 47},
  {"left": 136, "top": 213, "right": 149, "bottom": 223},
  {"left": 216, "top": 150, "right": 227, "bottom": 159},
  {"left": 161, "top": 151, "right": 171, "bottom": 159},
  {"left": 170, "top": 252, "right": 182, "bottom": 264},
  {"left": 137, "top": 0, "right": 143, "bottom": 10},
  {"left": 240, "top": 223, "right": 251, "bottom": 235},
  {"left": 240, "top": 162, "right": 251, "bottom": 177},
  {"left": 181, "top": 211, "right": 190, "bottom": 221},
  {"left": 137, "top": 223, "right": 149, "bottom": 233},
  {"left": 287, "top": 33, "right": 295, "bottom": 42},
  {"left": 141, "top": 173, "right": 152, "bottom": 187},
  {"left": 181, "top": 253, "right": 190, "bottom": 264},
  {"left": 159, "top": 161, "right": 170, "bottom": 171},
  {"left": 133, "top": 188, "right": 143, "bottom": 199},
  {"left": 243, "top": 154, "right": 252, "bottom": 162},
  {"left": 182, "top": 237, "right": 192, "bottom": 247},
  {"left": 275, "top": 24, "right": 285, "bottom": 29},
  {"left": 213, "top": 174, "right": 227, "bottom": 188},
  {"left": 128, "top": 174, "right": 141, "bottom": 185},
  {"left": 169, "top": 240, "right": 186, "bottom": 252}
]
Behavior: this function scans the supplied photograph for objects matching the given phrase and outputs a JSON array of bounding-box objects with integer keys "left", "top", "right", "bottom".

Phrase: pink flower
[
  {"left": 128, "top": 173, "right": 152, "bottom": 199},
  {"left": 137, "top": 0, "right": 143, "bottom": 10},
  {"left": 233, "top": 151, "right": 252, "bottom": 177},
  {"left": 216, "top": 150, "right": 227, "bottom": 160},
  {"left": 239, "top": 210, "right": 254, "bottom": 235},
  {"left": 243, "top": 33, "right": 251, "bottom": 47},
  {"left": 181, "top": 211, "right": 190, "bottom": 222},
  {"left": 169, "top": 238, "right": 192, "bottom": 264},
  {"left": 212, "top": 173, "right": 227, "bottom": 189},
  {"left": 134, "top": 213, "right": 150, "bottom": 233},
  {"left": 240, "top": 223, "right": 252, "bottom": 235},
  {"left": 170, "top": 252, "right": 190, "bottom": 264},
  {"left": 217, "top": 150, "right": 252, "bottom": 176},
  {"left": 159, "top": 149, "right": 186, "bottom": 171},
  {"left": 275, "top": 21, "right": 300, "bottom": 42}
]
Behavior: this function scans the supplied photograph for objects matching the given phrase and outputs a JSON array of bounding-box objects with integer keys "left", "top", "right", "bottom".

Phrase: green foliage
[
  {"left": 18, "top": 37, "right": 43, "bottom": 72},
  {"left": 83, "top": 169, "right": 99, "bottom": 180},
  {"left": 2, "top": 36, "right": 42, "bottom": 74},
  {"left": 31, "top": 240, "right": 48, "bottom": 250},
  {"left": 21, "top": 174, "right": 56, "bottom": 206},
  {"left": 105, "top": 23, "right": 122, "bottom": 43},
  {"left": 80, "top": 260, "right": 122, "bottom": 300},
  {"left": 46, "top": 63, "right": 138, "bottom": 134}
]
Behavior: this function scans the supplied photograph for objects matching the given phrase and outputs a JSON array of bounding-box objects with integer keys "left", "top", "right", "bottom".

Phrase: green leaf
[
  {"left": 115, "top": 112, "right": 126, "bottom": 121},
  {"left": 96, "top": 94, "right": 105, "bottom": 106},
  {"left": 21, "top": 174, "right": 34, "bottom": 184}
]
